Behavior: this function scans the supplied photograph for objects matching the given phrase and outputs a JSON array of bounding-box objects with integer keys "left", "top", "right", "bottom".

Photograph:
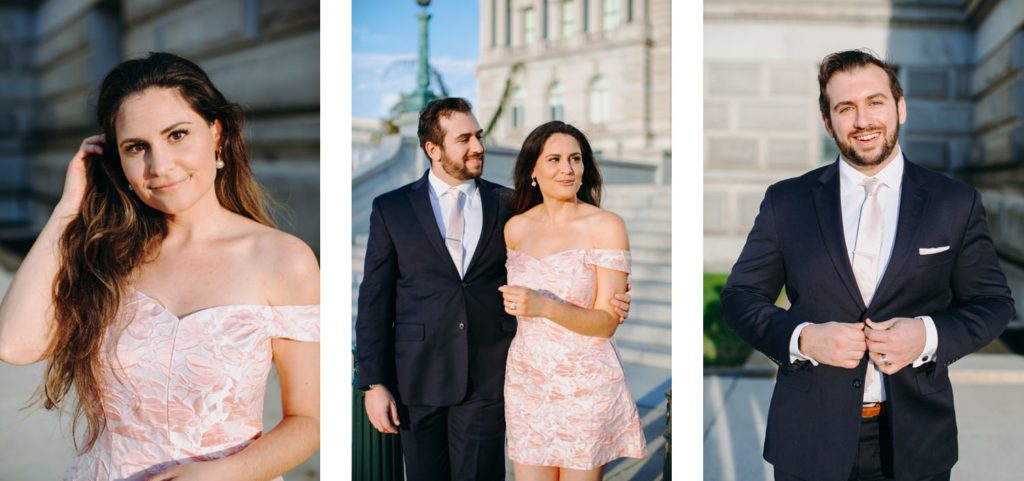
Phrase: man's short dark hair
[
  {"left": 418, "top": 97, "right": 474, "bottom": 157},
  {"left": 818, "top": 49, "right": 903, "bottom": 122}
]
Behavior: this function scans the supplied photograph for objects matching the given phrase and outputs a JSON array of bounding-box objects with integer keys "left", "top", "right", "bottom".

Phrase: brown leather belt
[{"left": 862, "top": 402, "right": 884, "bottom": 418}]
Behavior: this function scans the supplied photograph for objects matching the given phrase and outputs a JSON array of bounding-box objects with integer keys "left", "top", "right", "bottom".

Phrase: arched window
[
  {"left": 510, "top": 86, "right": 525, "bottom": 129},
  {"left": 548, "top": 82, "right": 565, "bottom": 121},
  {"left": 589, "top": 76, "right": 608, "bottom": 124}
]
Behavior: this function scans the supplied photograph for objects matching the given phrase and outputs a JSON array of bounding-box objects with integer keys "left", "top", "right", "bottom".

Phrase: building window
[
  {"left": 511, "top": 87, "right": 525, "bottom": 129},
  {"left": 589, "top": 76, "right": 608, "bottom": 124},
  {"left": 542, "top": 0, "right": 549, "bottom": 39},
  {"left": 603, "top": 0, "right": 619, "bottom": 31},
  {"left": 548, "top": 82, "right": 565, "bottom": 121},
  {"left": 523, "top": 7, "right": 535, "bottom": 45},
  {"left": 491, "top": 0, "right": 497, "bottom": 47},
  {"left": 582, "top": 0, "right": 588, "bottom": 32},
  {"left": 562, "top": 0, "right": 575, "bottom": 37},
  {"left": 505, "top": 0, "right": 512, "bottom": 45},
  {"left": 628, "top": 0, "right": 634, "bottom": 22}
]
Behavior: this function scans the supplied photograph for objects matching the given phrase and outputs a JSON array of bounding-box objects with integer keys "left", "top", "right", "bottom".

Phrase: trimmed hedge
[{"left": 703, "top": 273, "right": 752, "bottom": 366}]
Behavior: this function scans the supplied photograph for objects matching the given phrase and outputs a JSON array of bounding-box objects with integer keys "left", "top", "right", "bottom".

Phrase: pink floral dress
[
  {"left": 504, "top": 248, "right": 646, "bottom": 470},
  {"left": 64, "top": 290, "right": 319, "bottom": 481}
]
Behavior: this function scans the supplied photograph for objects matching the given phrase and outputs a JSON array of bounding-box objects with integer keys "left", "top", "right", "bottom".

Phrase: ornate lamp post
[{"left": 403, "top": 0, "right": 438, "bottom": 113}]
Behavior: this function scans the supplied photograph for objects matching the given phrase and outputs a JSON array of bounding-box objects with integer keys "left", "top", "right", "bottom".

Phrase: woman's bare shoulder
[
  {"left": 504, "top": 206, "right": 544, "bottom": 248},
  {"left": 233, "top": 217, "right": 319, "bottom": 305},
  {"left": 585, "top": 208, "right": 628, "bottom": 249}
]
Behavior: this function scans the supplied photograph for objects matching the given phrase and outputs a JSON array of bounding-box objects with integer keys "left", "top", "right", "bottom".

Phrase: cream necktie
[
  {"left": 445, "top": 187, "right": 466, "bottom": 278},
  {"left": 852, "top": 177, "right": 884, "bottom": 397}
]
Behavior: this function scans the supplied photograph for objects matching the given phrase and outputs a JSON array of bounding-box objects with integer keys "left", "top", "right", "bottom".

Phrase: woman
[
  {"left": 0, "top": 53, "right": 319, "bottom": 481},
  {"left": 499, "top": 121, "right": 646, "bottom": 480}
]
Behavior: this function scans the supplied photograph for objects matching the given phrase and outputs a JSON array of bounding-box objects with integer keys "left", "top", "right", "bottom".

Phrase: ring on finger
[{"left": 510, "top": 302, "right": 517, "bottom": 311}]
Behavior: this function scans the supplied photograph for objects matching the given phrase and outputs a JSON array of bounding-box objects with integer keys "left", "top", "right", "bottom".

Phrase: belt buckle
[{"left": 861, "top": 402, "right": 883, "bottom": 418}]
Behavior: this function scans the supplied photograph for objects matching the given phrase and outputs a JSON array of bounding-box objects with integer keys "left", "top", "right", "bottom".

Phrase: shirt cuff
[
  {"left": 789, "top": 322, "right": 819, "bottom": 366},
  {"left": 913, "top": 315, "right": 938, "bottom": 367}
]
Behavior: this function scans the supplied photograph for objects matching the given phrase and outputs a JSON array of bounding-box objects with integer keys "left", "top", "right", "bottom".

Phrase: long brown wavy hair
[
  {"left": 42, "top": 52, "right": 274, "bottom": 452},
  {"left": 511, "top": 121, "right": 603, "bottom": 215}
]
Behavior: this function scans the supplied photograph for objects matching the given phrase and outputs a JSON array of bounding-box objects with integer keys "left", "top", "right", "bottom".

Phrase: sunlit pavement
[{"left": 704, "top": 352, "right": 1024, "bottom": 481}]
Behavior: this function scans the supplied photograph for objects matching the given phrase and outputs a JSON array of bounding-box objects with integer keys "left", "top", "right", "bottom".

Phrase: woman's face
[
  {"left": 532, "top": 133, "right": 584, "bottom": 202},
  {"left": 114, "top": 87, "right": 221, "bottom": 216}
]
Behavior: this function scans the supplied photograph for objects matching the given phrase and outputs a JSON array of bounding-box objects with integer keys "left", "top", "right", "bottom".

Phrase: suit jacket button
[
  {"left": 853, "top": 379, "right": 863, "bottom": 389},
  {"left": 461, "top": 282, "right": 470, "bottom": 288},
  {"left": 458, "top": 322, "right": 465, "bottom": 330}
]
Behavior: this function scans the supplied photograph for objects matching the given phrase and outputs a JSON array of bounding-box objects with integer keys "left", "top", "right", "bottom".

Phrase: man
[
  {"left": 355, "top": 98, "right": 630, "bottom": 481},
  {"left": 721, "top": 50, "right": 1013, "bottom": 481}
]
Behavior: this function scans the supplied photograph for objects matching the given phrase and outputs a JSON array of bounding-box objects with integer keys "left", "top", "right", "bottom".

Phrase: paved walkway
[{"left": 704, "top": 352, "right": 1024, "bottom": 481}]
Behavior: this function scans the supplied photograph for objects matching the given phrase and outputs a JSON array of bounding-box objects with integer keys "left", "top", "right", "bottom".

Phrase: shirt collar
[
  {"left": 428, "top": 168, "right": 477, "bottom": 199},
  {"left": 838, "top": 145, "right": 904, "bottom": 196}
]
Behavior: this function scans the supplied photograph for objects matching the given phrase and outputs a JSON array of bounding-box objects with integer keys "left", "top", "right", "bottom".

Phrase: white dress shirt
[
  {"left": 789, "top": 147, "right": 938, "bottom": 403},
  {"left": 427, "top": 169, "right": 482, "bottom": 277}
]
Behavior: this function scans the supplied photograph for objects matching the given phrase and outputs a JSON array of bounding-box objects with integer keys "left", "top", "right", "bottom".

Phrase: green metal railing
[
  {"left": 664, "top": 388, "right": 672, "bottom": 480},
  {"left": 352, "top": 353, "right": 404, "bottom": 480}
]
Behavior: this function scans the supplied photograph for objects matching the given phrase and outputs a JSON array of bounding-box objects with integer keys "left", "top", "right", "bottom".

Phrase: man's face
[
  {"left": 429, "top": 111, "right": 485, "bottom": 182},
  {"left": 822, "top": 64, "right": 907, "bottom": 171}
]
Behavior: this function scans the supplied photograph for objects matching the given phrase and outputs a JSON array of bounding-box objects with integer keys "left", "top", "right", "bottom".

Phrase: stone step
[
  {"left": 608, "top": 207, "right": 672, "bottom": 221},
  {"left": 629, "top": 280, "right": 671, "bottom": 303},
  {"left": 615, "top": 320, "right": 672, "bottom": 348},
  {"left": 630, "top": 262, "right": 672, "bottom": 281},
  {"left": 629, "top": 299, "right": 671, "bottom": 324},
  {"left": 624, "top": 219, "right": 671, "bottom": 234},
  {"left": 615, "top": 339, "right": 672, "bottom": 370},
  {"left": 630, "top": 232, "right": 671, "bottom": 249}
]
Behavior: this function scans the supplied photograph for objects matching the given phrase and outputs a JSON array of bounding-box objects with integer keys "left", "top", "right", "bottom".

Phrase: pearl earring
[
  {"left": 127, "top": 184, "right": 133, "bottom": 191},
  {"left": 531, "top": 177, "right": 537, "bottom": 187},
  {"left": 215, "top": 152, "right": 225, "bottom": 170}
]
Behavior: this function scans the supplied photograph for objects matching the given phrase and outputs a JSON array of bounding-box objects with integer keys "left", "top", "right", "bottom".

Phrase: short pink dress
[
  {"left": 64, "top": 290, "right": 319, "bottom": 481},
  {"left": 504, "top": 248, "right": 646, "bottom": 469}
]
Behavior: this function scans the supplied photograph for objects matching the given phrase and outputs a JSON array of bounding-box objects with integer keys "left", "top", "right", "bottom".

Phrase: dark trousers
[
  {"left": 398, "top": 386, "right": 505, "bottom": 481},
  {"left": 774, "top": 416, "right": 950, "bottom": 481}
]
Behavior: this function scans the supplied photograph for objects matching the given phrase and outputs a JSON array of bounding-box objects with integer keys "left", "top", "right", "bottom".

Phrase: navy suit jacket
[
  {"left": 721, "top": 159, "right": 1014, "bottom": 481},
  {"left": 356, "top": 171, "right": 517, "bottom": 406}
]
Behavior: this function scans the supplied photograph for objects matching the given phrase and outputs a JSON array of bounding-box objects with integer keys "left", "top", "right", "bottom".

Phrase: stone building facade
[
  {"left": 0, "top": 0, "right": 319, "bottom": 251},
  {"left": 476, "top": 0, "right": 670, "bottom": 164},
  {"left": 704, "top": 0, "right": 1024, "bottom": 324}
]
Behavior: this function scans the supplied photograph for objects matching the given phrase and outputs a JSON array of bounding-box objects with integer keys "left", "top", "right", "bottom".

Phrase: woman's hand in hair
[{"left": 59, "top": 134, "right": 105, "bottom": 214}]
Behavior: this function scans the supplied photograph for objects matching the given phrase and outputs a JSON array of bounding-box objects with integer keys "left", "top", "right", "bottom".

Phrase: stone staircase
[{"left": 351, "top": 184, "right": 671, "bottom": 370}]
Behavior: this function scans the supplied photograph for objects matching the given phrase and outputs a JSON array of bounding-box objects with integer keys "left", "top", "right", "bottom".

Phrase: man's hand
[
  {"left": 364, "top": 385, "right": 400, "bottom": 434},
  {"left": 865, "top": 317, "right": 926, "bottom": 375},
  {"left": 799, "top": 322, "right": 866, "bottom": 368},
  {"left": 611, "top": 283, "right": 633, "bottom": 324}
]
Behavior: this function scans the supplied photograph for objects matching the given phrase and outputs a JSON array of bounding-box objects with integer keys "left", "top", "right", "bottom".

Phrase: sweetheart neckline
[
  {"left": 131, "top": 289, "right": 318, "bottom": 321},
  {"left": 507, "top": 248, "right": 629, "bottom": 262}
]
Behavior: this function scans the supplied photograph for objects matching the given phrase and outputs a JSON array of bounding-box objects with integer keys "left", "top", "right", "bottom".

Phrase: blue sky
[{"left": 352, "top": 1, "right": 480, "bottom": 120}]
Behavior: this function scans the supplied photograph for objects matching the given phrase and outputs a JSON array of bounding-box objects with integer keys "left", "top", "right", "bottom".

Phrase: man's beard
[
  {"left": 441, "top": 151, "right": 484, "bottom": 181},
  {"left": 832, "top": 120, "right": 899, "bottom": 168}
]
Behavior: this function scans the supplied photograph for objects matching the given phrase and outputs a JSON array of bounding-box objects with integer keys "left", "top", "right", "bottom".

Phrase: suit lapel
[
  {"left": 465, "top": 178, "right": 499, "bottom": 277},
  {"left": 407, "top": 170, "right": 461, "bottom": 278},
  {"left": 813, "top": 161, "right": 866, "bottom": 311},
  {"left": 871, "top": 161, "right": 928, "bottom": 307}
]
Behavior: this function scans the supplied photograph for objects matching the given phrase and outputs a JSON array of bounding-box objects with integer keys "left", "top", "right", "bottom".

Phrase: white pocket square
[{"left": 919, "top": 246, "right": 950, "bottom": 255}]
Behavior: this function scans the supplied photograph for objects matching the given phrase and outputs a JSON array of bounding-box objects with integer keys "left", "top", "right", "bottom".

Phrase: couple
[{"left": 355, "top": 97, "right": 646, "bottom": 480}]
